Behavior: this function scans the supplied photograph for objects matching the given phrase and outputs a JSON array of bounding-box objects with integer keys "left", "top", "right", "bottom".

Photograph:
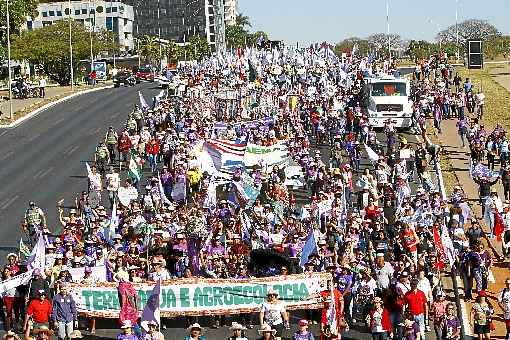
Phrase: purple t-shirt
[
  {"left": 443, "top": 317, "right": 461, "bottom": 340},
  {"left": 336, "top": 274, "right": 353, "bottom": 293}
]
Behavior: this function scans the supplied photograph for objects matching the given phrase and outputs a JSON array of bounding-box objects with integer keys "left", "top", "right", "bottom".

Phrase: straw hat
[
  {"left": 230, "top": 322, "right": 246, "bottom": 331},
  {"left": 69, "top": 330, "right": 83, "bottom": 339},
  {"left": 266, "top": 288, "right": 279, "bottom": 297},
  {"left": 33, "top": 325, "right": 54, "bottom": 335},
  {"left": 258, "top": 324, "right": 276, "bottom": 334},
  {"left": 3, "top": 331, "right": 19, "bottom": 340},
  {"left": 187, "top": 323, "right": 202, "bottom": 331},
  {"left": 121, "top": 320, "right": 133, "bottom": 329}
]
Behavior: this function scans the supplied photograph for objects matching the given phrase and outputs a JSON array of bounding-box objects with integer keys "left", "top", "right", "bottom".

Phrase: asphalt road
[{"left": 0, "top": 82, "right": 161, "bottom": 257}]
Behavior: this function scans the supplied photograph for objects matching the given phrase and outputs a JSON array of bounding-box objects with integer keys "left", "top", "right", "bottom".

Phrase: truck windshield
[{"left": 371, "top": 82, "right": 407, "bottom": 96}]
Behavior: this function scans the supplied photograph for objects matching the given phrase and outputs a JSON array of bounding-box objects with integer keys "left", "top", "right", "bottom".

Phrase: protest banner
[
  {"left": 70, "top": 272, "right": 331, "bottom": 318},
  {"left": 244, "top": 141, "right": 289, "bottom": 167}
]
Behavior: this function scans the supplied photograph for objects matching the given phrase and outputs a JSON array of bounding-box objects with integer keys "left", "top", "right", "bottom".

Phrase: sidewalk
[
  {"left": 0, "top": 83, "right": 111, "bottom": 125},
  {"left": 438, "top": 118, "right": 508, "bottom": 338}
]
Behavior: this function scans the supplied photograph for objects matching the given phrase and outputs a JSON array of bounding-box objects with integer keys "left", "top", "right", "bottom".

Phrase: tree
[
  {"left": 367, "top": 33, "right": 403, "bottom": 53},
  {"left": 11, "top": 20, "right": 114, "bottom": 85},
  {"left": 164, "top": 40, "right": 182, "bottom": 65},
  {"left": 236, "top": 13, "right": 251, "bottom": 29},
  {"left": 247, "top": 31, "right": 269, "bottom": 46},
  {"left": 226, "top": 24, "right": 248, "bottom": 48},
  {"left": 185, "top": 36, "right": 209, "bottom": 61},
  {"left": 334, "top": 37, "right": 370, "bottom": 56},
  {"left": 138, "top": 35, "right": 159, "bottom": 65},
  {"left": 437, "top": 19, "right": 500, "bottom": 45},
  {"left": 0, "top": 0, "right": 39, "bottom": 60}
]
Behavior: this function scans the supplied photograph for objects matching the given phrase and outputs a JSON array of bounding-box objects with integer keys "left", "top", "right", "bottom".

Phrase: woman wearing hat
[
  {"left": 5, "top": 253, "right": 19, "bottom": 276},
  {"left": 184, "top": 323, "right": 206, "bottom": 340},
  {"left": 2, "top": 268, "right": 19, "bottom": 331},
  {"left": 256, "top": 324, "right": 276, "bottom": 340},
  {"left": 117, "top": 320, "right": 138, "bottom": 340},
  {"left": 143, "top": 320, "right": 164, "bottom": 340},
  {"left": 292, "top": 319, "right": 314, "bottom": 340},
  {"left": 470, "top": 291, "right": 494, "bottom": 340},
  {"left": 33, "top": 325, "right": 53, "bottom": 340},
  {"left": 366, "top": 297, "right": 392, "bottom": 340},
  {"left": 227, "top": 322, "right": 248, "bottom": 340},
  {"left": 259, "top": 288, "right": 289, "bottom": 338}
]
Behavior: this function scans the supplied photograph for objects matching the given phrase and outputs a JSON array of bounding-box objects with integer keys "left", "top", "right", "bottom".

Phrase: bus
[{"left": 366, "top": 75, "right": 413, "bottom": 128}]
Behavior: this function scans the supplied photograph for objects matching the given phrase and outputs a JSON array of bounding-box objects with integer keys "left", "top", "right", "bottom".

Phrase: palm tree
[
  {"left": 236, "top": 13, "right": 251, "bottom": 28},
  {"left": 138, "top": 35, "right": 159, "bottom": 65},
  {"left": 165, "top": 41, "right": 182, "bottom": 65}
]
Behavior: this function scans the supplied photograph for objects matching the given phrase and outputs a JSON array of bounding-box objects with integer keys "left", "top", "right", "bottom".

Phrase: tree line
[{"left": 334, "top": 19, "right": 510, "bottom": 62}]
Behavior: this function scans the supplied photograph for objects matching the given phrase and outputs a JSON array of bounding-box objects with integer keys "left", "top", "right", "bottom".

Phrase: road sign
[{"left": 467, "top": 40, "right": 483, "bottom": 69}]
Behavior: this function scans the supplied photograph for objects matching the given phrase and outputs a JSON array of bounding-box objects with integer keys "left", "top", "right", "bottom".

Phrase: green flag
[{"left": 128, "top": 151, "right": 142, "bottom": 182}]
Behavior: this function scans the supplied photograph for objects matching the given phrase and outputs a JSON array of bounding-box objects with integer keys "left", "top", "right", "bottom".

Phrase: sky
[{"left": 238, "top": 0, "right": 510, "bottom": 45}]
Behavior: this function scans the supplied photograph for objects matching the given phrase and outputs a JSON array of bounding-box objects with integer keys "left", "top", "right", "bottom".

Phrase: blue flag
[{"left": 299, "top": 230, "right": 317, "bottom": 267}]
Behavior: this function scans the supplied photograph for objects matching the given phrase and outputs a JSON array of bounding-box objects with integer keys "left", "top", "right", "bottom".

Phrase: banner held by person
[{"left": 70, "top": 273, "right": 330, "bottom": 318}]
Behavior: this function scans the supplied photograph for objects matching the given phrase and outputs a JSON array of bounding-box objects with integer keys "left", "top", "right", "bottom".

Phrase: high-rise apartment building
[{"left": 126, "top": 0, "right": 236, "bottom": 50}]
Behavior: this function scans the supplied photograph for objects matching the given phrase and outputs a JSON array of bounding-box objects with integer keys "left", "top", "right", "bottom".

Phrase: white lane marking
[
  {"left": 53, "top": 117, "right": 66, "bottom": 126},
  {"left": 33, "top": 168, "right": 45, "bottom": 178},
  {"left": 0, "top": 150, "right": 14, "bottom": 161},
  {"left": 0, "top": 130, "right": 9, "bottom": 137},
  {"left": 0, "top": 194, "right": 19, "bottom": 210},
  {"left": 27, "top": 133, "right": 42, "bottom": 142},
  {"left": 37, "top": 167, "right": 54, "bottom": 179},
  {"left": 64, "top": 145, "right": 79, "bottom": 155}
]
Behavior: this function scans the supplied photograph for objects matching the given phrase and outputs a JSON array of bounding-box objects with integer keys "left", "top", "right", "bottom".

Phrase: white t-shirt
[
  {"left": 261, "top": 301, "right": 285, "bottom": 326},
  {"left": 498, "top": 288, "right": 510, "bottom": 319},
  {"left": 417, "top": 278, "right": 432, "bottom": 302},
  {"left": 106, "top": 173, "right": 120, "bottom": 192}
]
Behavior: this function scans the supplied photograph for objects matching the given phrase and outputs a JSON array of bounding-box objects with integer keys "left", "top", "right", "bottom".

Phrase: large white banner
[
  {"left": 70, "top": 273, "right": 331, "bottom": 318},
  {"left": 244, "top": 141, "right": 289, "bottom": 167}
]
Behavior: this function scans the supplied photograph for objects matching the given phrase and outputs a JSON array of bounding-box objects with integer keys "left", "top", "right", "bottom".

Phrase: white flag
[
  {"left": 157, "top": 171, "right": 172, "bottom": 206},
  {"left": 364, "top": 144, "right": 380, "bottom": 162},
  {"left": 139, "top": 91, "right": 149, "bottom": 110},
  {"left": 27, "top": 233, "right": 46, "bottom": 271}
]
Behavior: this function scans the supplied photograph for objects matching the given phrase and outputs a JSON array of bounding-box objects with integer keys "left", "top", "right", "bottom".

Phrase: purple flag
[
  {"left": 141, "top": 280, "right": 161, "bottom": 331},
  {"left": 187, "top": 237, "right": 202, "bottom": 275}
]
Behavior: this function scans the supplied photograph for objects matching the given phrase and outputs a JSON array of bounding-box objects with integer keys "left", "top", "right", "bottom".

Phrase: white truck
[{"left": 366, "top": 75, "right": 414, "bottom": 128}]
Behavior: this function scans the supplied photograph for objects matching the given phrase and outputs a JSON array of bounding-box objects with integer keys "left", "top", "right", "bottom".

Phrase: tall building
[
  {"left": 25, "top": 1, "right": 134, "bottom": 51},
  {"left": 126, "top": 0, "right": 233, "bottom": 51},
  {"left": 224, "top": 0, "right": 237, "bottom": 26}
]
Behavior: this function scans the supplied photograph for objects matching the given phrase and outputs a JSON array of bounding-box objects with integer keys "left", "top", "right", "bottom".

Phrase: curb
[
  {"left": 0, "top": 85, "right": 113, "bottom": 129},
  {"left": 431, "top": 134, "right": 472, "bottom": 339}
]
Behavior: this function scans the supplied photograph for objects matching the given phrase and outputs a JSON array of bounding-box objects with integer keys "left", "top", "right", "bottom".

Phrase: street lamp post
[
  {"left": 68, "top": 0, "right": 74, "bottom": 90},
  {"left": 386, "top": 0, "right": 391, "bottom": 60},
  {"left": 455, "top": 0, "right": 460, "bottom": 61},
  {"left": 88, "top": 0, "right": 94, "bottom": 77},
  {"left": 6, "top": 0, "right": 13, "bottom": 119}
]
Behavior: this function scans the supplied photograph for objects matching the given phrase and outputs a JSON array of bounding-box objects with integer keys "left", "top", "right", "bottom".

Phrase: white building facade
[
  {"left": 224, "top": 0, "right": 237, "bottom": 26},
  {"left": 26, "top": 1, "right": 134, "bottom": 51}
]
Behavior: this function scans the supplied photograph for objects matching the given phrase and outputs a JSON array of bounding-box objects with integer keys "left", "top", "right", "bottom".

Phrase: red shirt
[
  {"left": 27, "top": 299, "right": 52, "bottom": 323},
  {"left": 404, "top": 289, "right": 427, "bottom": 316}
]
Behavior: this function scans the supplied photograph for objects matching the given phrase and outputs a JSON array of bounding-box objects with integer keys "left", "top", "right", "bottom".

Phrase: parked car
[
  {"left": 135, "top": 66, "right": 155, "bottom": 82},
  {"left": 113, "top": 71, "right": 136, "bottom": 87}
]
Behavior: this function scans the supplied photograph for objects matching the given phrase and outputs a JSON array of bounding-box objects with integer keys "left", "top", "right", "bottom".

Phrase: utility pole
[
  {"left": 110, "top": 0, "right": 116, "bottom": 68},
  {"left": 386, "top": 0, "right": 390, "bottom": 60},
  {"left": 455, "top": 0, "right": 459, "bottom": 61},
  {"left": 6, "top": 0, "right": 13, "bottom": 119},
  {"left": 157, "top": 0, "right": 162, "bottom": 71},
  {"left": 68, "top": 0, "right": 74, "bottom": 90},
  {"left": 89, "top": 0, "right": 94, "bottom": 76}
]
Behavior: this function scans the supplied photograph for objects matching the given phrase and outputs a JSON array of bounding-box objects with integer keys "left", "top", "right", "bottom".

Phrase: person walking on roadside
[
  {"left": 38, "top": 76, "right": 46, "bottom": 98},
  {"left": 498, "top": 278, "right": 510, "bottom": 340},
  {"left": 471, "top": 291, "right": 493, "bottom": 340},
  {"left": 51, "top": 284, "right": 78, "bottom": 340},
  {"left": 105, "top": 126, "right": 119, "bottom": 164}
]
